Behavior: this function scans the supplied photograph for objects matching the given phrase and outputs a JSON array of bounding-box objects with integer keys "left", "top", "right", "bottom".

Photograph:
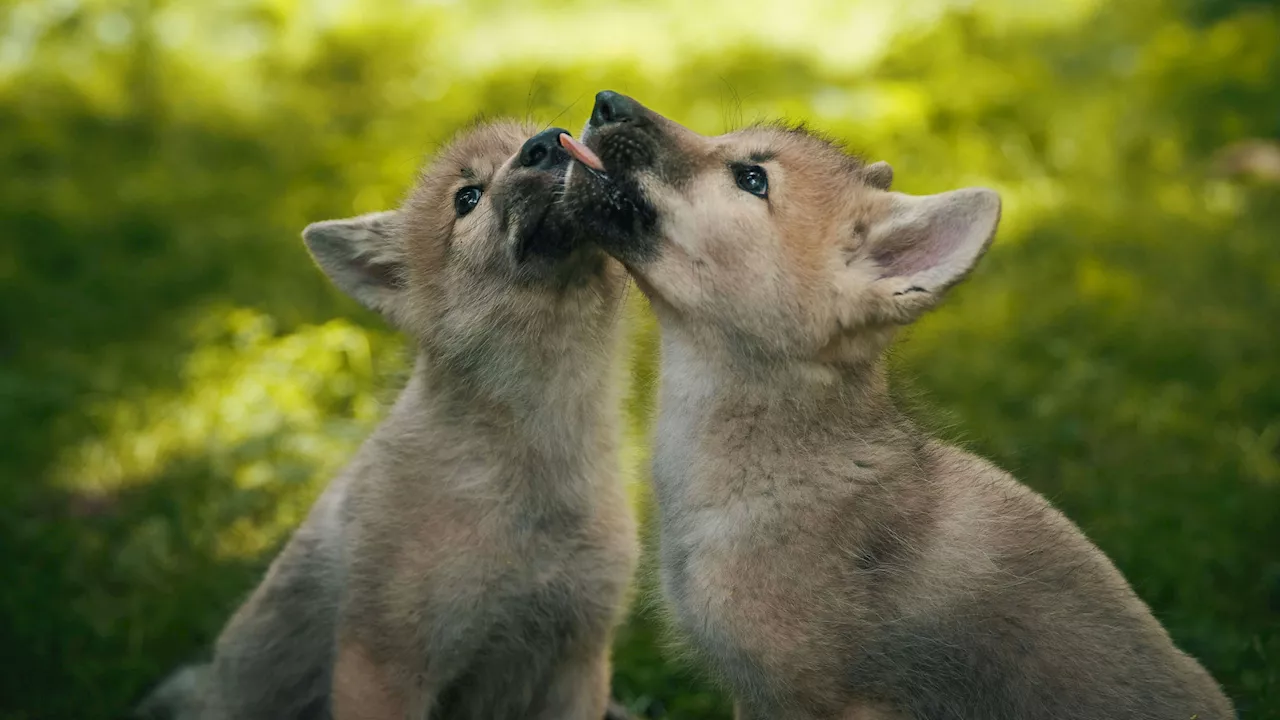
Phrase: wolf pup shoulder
[
  {"left": 135, "top": 122, "right": 638, "bottom": 720},
  {"left": 561, "top": 91, "right": 1235, "bottom": 720}
]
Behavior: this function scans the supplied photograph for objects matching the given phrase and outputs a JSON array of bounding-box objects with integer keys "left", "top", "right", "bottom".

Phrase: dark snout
[
  {"left": 590, "top": 91, "right": 639, "bottom": 127},
  {"left": 586, "top": 90, "right": 670, "bottom": 134},
  {"left": 519, "top": 127, "right": 572, "bottom": 171},
  {"left": 561, "top": 91, "right": 668, "bottom": 267},
  {"left": 504, "top": 128, "right": 595, "bottom": 267}
]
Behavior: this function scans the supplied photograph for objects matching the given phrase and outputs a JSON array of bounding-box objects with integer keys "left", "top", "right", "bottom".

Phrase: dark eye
[
  {"left": 733, "top": 165, "right": 768, "bottom": 198},
  {"left": 454, "top": 186, "right": 482, "bottom": 217}
]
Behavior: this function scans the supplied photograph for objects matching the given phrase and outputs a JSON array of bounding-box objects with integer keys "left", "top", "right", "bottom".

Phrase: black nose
[
  {"left": 590, "top": 90, "right": 635, "bottom": 127},
  {"left": 519, "top": 127, "right": 571, "bottom": 170}
]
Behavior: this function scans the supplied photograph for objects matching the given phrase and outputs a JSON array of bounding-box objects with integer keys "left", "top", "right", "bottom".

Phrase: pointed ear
[
  {"left": 861, "top": 161, "right": 894, "bottom": 191},
  {"left": 302, "top": 210, "right": 406, "bottom": 318},
  {"left": 862, "top": 188, "right": 1001, "bottom": 323}
]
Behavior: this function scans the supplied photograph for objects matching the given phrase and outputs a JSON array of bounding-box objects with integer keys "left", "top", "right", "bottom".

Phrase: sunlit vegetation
[{"left": 1, "top": 0, "right": 1276, "bottom": 717}]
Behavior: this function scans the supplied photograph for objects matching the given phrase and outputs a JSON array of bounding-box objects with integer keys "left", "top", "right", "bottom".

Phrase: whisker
[{"left": 543, "top": 91, "right": 588, "bottom": 132}]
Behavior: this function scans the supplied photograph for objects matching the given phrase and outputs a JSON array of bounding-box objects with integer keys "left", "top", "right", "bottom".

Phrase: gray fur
[
  {"left": 564, "top": 95, "right": 1236, "bottom": 719},
  {"left": 137, "top": 121, "right": 637, "bottom": 720}
]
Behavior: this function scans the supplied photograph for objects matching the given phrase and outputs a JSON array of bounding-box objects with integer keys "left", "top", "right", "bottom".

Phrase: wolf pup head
[
  {"left": 305, "top": 122, "right": 625, "bottom": 369},
  {"left": 562, "top": 92, "right": 1000, "bottom": 366}
]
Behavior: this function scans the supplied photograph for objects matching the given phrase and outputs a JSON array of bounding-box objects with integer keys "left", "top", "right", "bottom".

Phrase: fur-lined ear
[
  {"left": 861, "top": 161, "right": 894, "bottom": 191},
  {"left": 861, "top": 188, "right": 1001, "bottom": 323},
  {"left": 303, "top": 211, "right": 405, "bottom": 318}
]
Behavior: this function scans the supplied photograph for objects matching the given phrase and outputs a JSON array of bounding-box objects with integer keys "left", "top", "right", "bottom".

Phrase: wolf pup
[
  {"left": 560, "top": 92, "right": 1235, "bottom": 720},
  {"left": 135, "top": 122, "right": 638, "bottom": 720}
]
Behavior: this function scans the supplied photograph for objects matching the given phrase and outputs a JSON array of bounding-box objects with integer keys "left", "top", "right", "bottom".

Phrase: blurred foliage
[{"left": 1, "top": 0, "right": 1277, "bottom": 718}]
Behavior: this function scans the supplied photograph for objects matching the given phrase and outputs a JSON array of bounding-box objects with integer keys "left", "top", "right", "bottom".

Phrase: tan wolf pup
[
  {"left": 559, "top": 91, "right": 1235, "bottom": 720},
  {"left": 134, "top": 121, "right": 638, "bottom": 720}
]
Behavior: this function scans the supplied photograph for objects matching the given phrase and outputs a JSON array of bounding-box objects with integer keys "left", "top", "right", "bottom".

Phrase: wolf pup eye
[
  {"left": 454, "top": 186, "right": 483, "bottom": 217},
  {"left": 733, "top": 165, "right": 769, "bottom": 198}
]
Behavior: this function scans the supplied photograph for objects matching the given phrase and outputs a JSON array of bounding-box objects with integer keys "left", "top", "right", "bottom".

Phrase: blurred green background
[{"left": 2, "top": 0, "right": 1278, "bottom": 717}]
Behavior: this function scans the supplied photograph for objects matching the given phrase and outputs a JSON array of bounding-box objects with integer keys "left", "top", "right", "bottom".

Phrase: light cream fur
[{"left": 566, "top": 96, "right": 1235, "bottom": 720}]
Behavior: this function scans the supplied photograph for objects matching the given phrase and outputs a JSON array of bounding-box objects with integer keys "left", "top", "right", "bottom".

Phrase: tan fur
[
  {"left": 136, "top": 121, "right": 638, "bottom": 720},
  {"left": 565, "top": 93, "right": 1235, "bottom": 719},
  {"left": 332, "top": 638, "right": 407, "bottom": 720}
]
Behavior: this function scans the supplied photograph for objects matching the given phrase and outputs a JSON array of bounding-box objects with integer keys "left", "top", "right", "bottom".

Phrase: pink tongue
[{"left": 559, "top": 133, "right": 606, "bottom": 172}]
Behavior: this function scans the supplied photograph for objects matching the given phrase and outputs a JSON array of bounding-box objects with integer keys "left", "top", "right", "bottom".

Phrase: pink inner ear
[{"left": 872, "top": 220, "right": 960, "bottom": 279}]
